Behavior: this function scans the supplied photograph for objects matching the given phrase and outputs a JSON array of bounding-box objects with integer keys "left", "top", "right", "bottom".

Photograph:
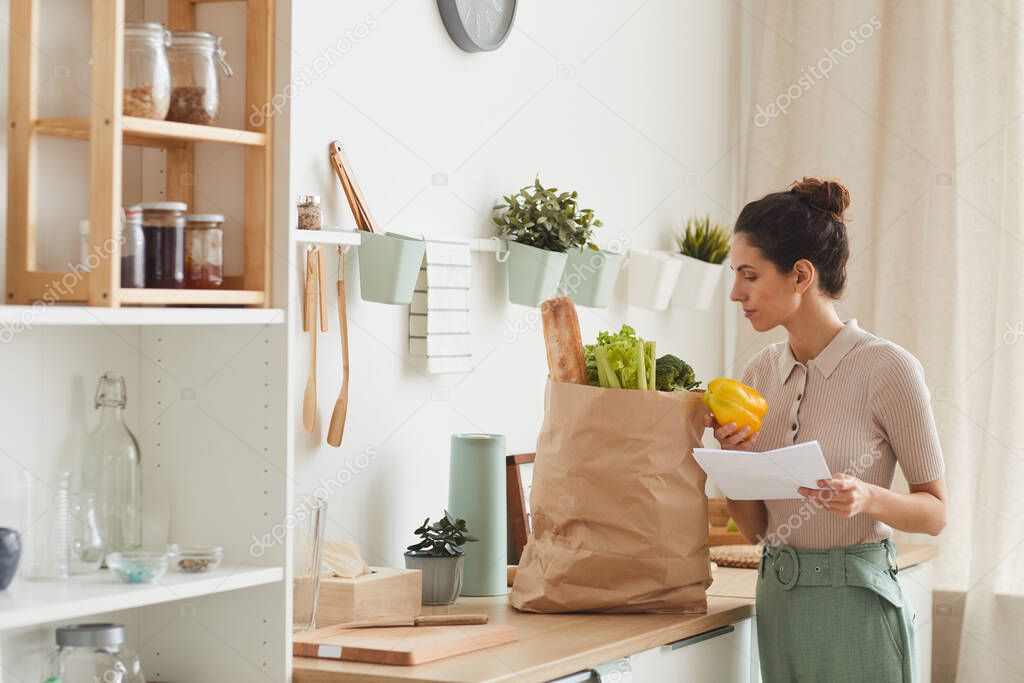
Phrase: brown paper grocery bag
[{"left": 509, "top": 378, "right": 712, "bottom": 613}]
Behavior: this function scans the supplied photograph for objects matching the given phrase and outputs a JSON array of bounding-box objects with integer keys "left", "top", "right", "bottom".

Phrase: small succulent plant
[
  {"left": 493, "top": 177, "right": 602, "bottom": 253},
  {"left": 675, "top": 215, "right": 731, "bottom": 265},
  {"left": 406, "top": 510, "right": 478, "bottom": 558}
]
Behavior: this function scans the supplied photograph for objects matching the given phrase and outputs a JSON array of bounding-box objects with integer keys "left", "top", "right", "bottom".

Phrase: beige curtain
[{"left": 726, "top": 1, "right": 1024, "bottom": 680}]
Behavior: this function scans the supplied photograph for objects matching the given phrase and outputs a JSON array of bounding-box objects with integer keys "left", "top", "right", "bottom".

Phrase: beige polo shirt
[{"left": 740, "top": 318, "right": 945, "bottom": 549}]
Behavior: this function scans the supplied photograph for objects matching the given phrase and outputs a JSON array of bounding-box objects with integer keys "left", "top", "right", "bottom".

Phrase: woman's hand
[
  {"left": 703, "top": 410, "right": 759, "bottom": 451},
  {"left": 797, "top": 472, "right": 876, "bottom": 518}
]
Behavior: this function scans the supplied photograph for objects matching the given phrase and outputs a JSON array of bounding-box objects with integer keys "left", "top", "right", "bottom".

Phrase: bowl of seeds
[{"left": 167, "top": 545, "right": 223, "bottom": 573}]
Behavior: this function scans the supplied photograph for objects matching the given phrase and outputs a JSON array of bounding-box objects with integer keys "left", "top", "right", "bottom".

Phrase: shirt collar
[{"left": 777, "top": 318, "right": 867, "bottom": 383}]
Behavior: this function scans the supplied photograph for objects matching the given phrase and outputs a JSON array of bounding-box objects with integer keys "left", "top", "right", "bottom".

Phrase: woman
[{"left": 706, "top": 177, "right": 947, "bottom": 682}]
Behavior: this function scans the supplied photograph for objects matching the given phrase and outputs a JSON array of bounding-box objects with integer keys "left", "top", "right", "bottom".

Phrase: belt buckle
[{"left": 775, "top": 546, "right": 800, "bottom": 590}]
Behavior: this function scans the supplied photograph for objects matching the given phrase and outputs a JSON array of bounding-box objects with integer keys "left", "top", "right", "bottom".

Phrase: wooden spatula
[
  {"left": 329, "top": 140, "right": 379, "bottom": 233},
  {"left": 327, "top": 247, "right": 350, "bottom": 448},
  {"left": 302, "top": 249, "right": 319, "bottom": 433}
]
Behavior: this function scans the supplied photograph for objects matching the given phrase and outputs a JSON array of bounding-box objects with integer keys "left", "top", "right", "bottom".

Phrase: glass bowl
[
  {"left": 106, "top": 551, "right": 169, "bottom": 583},
  {"left": 167, "top": 545, "right": 223, "bottom": 573}
]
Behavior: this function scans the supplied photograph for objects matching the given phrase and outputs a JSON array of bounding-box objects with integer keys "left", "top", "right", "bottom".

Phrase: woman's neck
[{"left": 784, "top": 302, "right": 845, "bottom": 364}]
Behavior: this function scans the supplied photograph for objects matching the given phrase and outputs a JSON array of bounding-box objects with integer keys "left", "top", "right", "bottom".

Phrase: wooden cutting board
[{"left": 293, "top": 623, "right": 518, "bottom": 665}]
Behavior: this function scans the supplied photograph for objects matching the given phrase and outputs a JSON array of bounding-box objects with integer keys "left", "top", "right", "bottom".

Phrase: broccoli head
[{"left": 655, "top": 354, "right": 700, "bottom": 392}]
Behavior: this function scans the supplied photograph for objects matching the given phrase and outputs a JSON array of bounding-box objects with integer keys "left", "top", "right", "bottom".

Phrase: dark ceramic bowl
[{"left": 0, "top": 528, "right": 21, "bottom": 590}]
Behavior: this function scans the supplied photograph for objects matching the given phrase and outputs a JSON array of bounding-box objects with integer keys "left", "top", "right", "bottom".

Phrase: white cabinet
[
  {"left": 629, "top": 617, "right": 756, "bottom": 682},
  {"left": 900, "top": 562, "right": 934, "bottom": 683}
]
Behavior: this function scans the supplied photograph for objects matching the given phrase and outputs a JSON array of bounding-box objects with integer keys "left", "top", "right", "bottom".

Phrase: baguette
[{"left": 540, "top": 296, "right": 588, "bottom": 384}]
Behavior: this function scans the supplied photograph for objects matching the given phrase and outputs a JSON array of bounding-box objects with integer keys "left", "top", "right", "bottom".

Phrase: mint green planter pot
[
  {"left": 560, "top": 248, "right": 623, "bottom": 308},
  {"left": 358, "top": 232, "right": 426, "bottom": 304},
  {"left": 506, "top": 241, "right": 567, "bottom": 307},
  {"left": 404, "top": 553, "right": 464, "bottom": 605},
  {"left": 448, "top": 433, "right": 506, "bottom": 597}
]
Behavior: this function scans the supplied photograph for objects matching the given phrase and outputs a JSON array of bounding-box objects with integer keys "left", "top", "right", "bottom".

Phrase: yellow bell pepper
[{"left": 702, "top": 377, "right": 768, "bottom": 435}]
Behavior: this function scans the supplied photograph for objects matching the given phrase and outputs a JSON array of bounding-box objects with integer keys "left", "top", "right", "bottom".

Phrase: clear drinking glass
[
  {"left": 70, "top": 492, "right": 104, "bottom": 574},
  {"left": 20, "top": 470, "right": 71, "bottom": 580},
  {"left": 292, "top": 495, "right": 327, "bottom": 632}
]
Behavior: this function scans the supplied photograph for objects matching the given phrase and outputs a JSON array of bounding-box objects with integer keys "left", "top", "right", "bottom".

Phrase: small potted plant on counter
[
  {"left": 404, "top": 510, "right": 478, "bottom": 605},
  {"left": 493, "top": 178, "right": 604, "bottom": 306},
  {"left": 670, "top": 214, "right": 731, "bottom": 311}
]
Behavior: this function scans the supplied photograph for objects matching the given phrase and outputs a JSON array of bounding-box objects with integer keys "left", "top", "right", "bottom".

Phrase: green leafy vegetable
[
  {"left": 655, "top": 354, "right": 701, "bottom": 392},
  {"left": 583, "top": 325, "right": 656, "bottom": 391}
]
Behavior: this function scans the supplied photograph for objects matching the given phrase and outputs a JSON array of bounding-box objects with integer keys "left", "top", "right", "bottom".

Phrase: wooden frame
[
  {"left": 506, "top": 452, "right": 535, "bottom": 564},
  {"left": 5, "top": 0, "right": 274, "bottom": 307}
]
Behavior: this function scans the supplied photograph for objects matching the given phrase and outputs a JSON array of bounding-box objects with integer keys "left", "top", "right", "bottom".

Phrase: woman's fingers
[{"left": 715, "top": 423, "right": 753, "bottom": 449}]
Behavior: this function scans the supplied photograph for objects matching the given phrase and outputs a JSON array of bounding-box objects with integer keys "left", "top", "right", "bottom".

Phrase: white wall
[{"left": 286, "top": 1, "right": 740, "bottom": 568}]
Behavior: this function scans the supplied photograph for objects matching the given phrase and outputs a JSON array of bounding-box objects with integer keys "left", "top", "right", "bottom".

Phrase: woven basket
[{"left": 709, "top": 544, "right": 762, "bottom": 569}]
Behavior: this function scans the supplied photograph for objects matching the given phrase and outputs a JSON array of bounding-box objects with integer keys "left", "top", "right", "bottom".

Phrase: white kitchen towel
[{"left": 408, "top": 237, "right": 472, "bottom": 374}]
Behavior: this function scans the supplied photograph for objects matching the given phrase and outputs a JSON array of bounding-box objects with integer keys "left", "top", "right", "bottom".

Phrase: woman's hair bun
[{"left": 788, "top": 177, "right": 850, "bottom": 223}]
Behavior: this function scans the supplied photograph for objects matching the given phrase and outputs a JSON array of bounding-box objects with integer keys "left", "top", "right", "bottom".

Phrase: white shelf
[
  {"left": 0, "top": 564, "right": 283, "bottom": 631},
  {"left": 295, "top": 227, "right": 502, "bottom": 252},
  {"left": 0, "top": 305, "right": 285, "bottom": 327}
]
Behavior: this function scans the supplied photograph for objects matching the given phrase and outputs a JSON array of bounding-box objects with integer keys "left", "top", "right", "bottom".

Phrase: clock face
[{"left": 438, "top": 0, "right": 517, "bottom": 52}]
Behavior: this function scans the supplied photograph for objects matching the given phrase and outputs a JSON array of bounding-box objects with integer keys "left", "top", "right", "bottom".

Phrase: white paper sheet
[{"left": 692, "top": 440, "right": 833, "bottom": 500}]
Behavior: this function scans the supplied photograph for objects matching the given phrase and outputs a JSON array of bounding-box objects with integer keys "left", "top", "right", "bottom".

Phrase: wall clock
[{"left": 437, "top": 0, "right": 518, "bottom": 53}]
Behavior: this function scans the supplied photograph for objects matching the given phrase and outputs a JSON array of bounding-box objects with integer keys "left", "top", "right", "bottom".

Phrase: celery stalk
[{"left": 636, "top": 340, "right": 647, "bottom": 392}]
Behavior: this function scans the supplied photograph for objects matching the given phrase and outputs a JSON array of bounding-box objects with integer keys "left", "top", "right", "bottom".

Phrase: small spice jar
[
  {"left": 167, "top": 31, "right": 233, "bottom": 125},
  {"left": 184, "top": 214, "right": 224, "bottom": 289},
  {"left": 297, "top": 195, "right": 322, "bottom": 231},
  {"left": 123, "top": 23, "right": 172, "bottom": 119},
  {"left": 120, "top": 206, "right": 145, "bottom": 289},
  {"left": 140, "top": 202, "right": 187, "bottom": 288}
]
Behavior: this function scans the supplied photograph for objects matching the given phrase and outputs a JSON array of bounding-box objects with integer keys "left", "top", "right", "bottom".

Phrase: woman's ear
[{"left": 792, "top": 259, "right": 816, "bottom": 293}]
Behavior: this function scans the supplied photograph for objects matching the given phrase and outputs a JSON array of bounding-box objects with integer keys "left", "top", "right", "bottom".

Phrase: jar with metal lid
[
  {"left": 140, "top": 202, "right": 186, "bottom": 288},
  {"left": 120, "top": 206, "right": 145, "bottom": 289},
  {"left": 185, "top": 213, "right": 224, "bottom": 289},
  {"left": 123, "top": 23, "right": 171, "bottom": 119},
  {"left": 44, "top": 623, "right": 145, "bottom": 683},
  {"left": 297, "top": 195, "right": 322, "bottom": 231},
  {"left": 167, "top": 31, "right": 233, "bottom": 125}
]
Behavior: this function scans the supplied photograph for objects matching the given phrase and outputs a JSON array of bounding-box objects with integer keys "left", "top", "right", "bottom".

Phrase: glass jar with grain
[
  {"left": 297, "top": 195, "right": 322, "bottom": 231},
  {"left": 184, "top": 214, "right": 224, "bottom": 289},
  {"left": 140, "top": 202, "right": 187, "bottom": 289},
  {"left": 123, "top": 23, "right": 171, "bottom": 119},
  {"left": 167, "top": 31, "right": 233, "bottom": 125}
]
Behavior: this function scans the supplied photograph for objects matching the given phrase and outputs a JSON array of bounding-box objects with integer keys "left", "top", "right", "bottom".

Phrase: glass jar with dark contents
[
  {"left": 120, "top": 205, "right": 145, "bottom": 288},
  {"left": 141, "top": 202, "right": 187, "bottom": 288},
  {"left": 167, "top": 31, "right": 233, "bottom": 125},
  {"left": 184, "top": 213, "right": 224, "bottom": 288}
]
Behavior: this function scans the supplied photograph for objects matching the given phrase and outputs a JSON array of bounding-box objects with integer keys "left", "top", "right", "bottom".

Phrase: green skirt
[{"left": 756, "top": 538, "right": 918, "bottom": 682}]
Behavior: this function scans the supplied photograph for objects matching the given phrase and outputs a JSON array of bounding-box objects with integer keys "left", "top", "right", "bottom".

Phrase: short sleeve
[{"left": 869, "top": 346, "right": 945, "bottom": 484}]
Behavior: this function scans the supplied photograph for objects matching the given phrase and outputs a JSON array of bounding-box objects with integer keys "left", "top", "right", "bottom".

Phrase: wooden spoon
[
  {"left": 302, "top": 249, "right": 318, "bottom": 433},
  {"left": 327, "top": 247, "right": 350, "bottom": 448}
]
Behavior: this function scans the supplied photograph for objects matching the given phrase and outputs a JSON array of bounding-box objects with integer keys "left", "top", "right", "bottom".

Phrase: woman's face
[{"left": 728, "top": 234, "right": 801, "bottom": 332}]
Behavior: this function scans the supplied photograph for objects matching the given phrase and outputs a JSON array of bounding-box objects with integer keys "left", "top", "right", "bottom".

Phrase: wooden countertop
[
  {"left": 708, "top": 542, "right": 939, "bottom": 600},
  {"left": 293, "top": 543, "right": 937, "bottom": 683},
  {"left": 293, "top": 596, "right": 754, "bottom": 683}
]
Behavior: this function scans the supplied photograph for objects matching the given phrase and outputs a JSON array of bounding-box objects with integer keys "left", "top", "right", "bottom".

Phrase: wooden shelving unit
[{"left": 5, "top": 0, "right": 274, "bottom": 308}]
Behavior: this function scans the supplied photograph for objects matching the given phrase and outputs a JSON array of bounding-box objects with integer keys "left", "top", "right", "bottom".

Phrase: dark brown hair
[{"left": 733, "top": 177, "right": 851, "bottom": 298}]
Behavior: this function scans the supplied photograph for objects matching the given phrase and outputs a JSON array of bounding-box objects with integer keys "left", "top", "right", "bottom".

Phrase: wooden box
[{"left": 315, "top": 567, "right": 422, "bottom": 627}]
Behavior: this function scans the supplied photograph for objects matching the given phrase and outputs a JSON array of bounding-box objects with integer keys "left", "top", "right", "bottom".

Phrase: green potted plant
[
  {"left": 493, "top": 178, "right": 608, "bottom": 306},
  {"left": 669, "top": 214, "right": 731, "bottom": 311},
  {"left": 403, "top": 511, "right": 478, "bottom": 605}
]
